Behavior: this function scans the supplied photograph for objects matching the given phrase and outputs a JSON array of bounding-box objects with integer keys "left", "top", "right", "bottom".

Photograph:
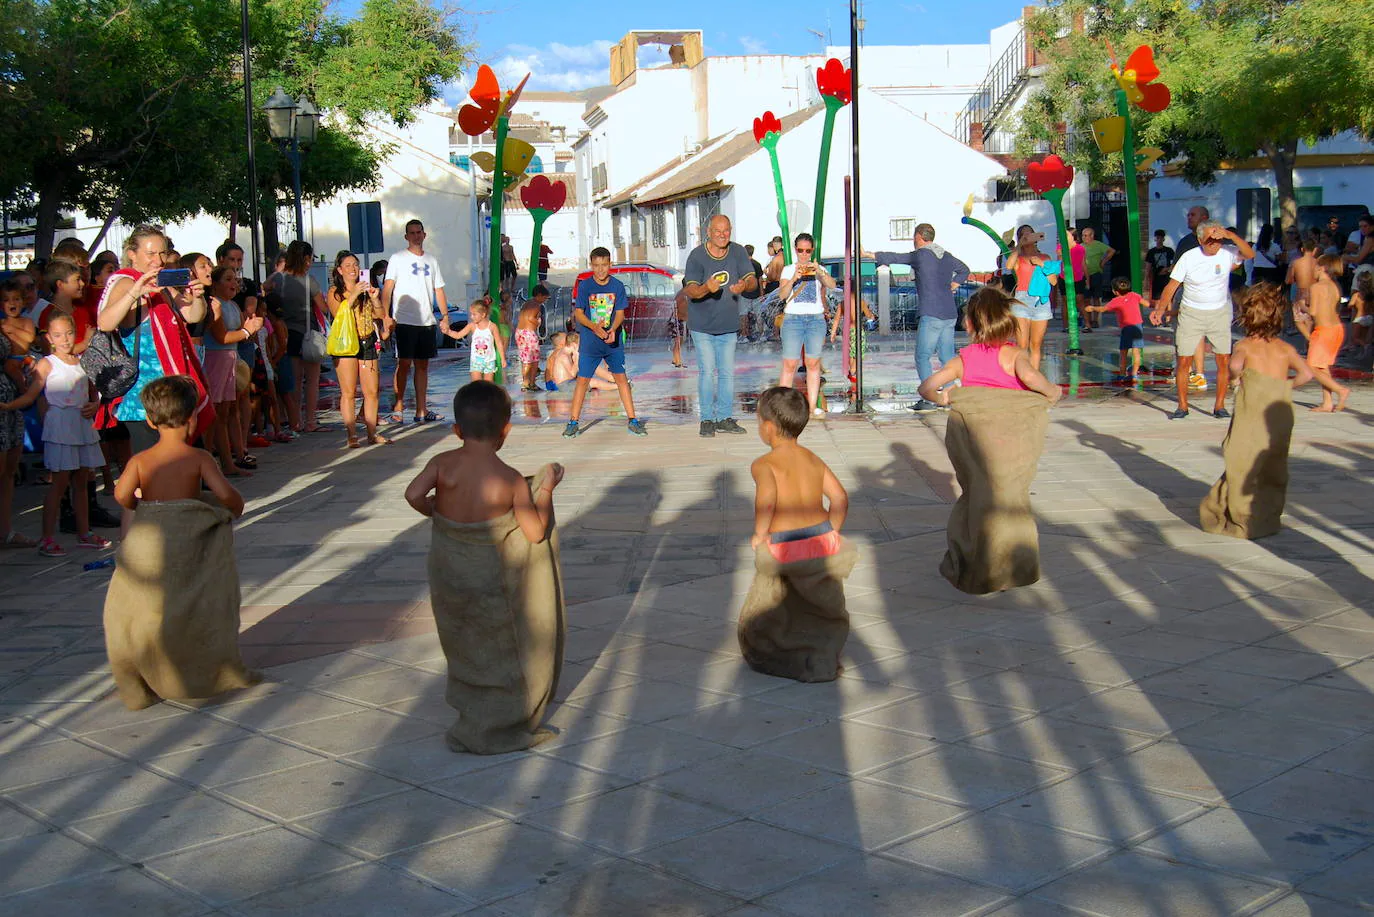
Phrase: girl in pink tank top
[{"left": 916, "top": 287, "right": 1063, "bottom": 406}]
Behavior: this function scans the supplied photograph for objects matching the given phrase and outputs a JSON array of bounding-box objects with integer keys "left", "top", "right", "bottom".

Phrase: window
[
  {"left": 646, "top": 273, "right": 675, "bottom": 297},
  {"left": 890, "top": 218, "right": 915, "bottom": 241},
  {"left": 650, "top": 206, "right": 668, "bottom": 247},
  {"left": 676, "top": 201, "right": 688, "bottom": 245},
  {"left": 450, "top": 154, "right": 470, "bottom": 171},
  {"left": 630, "top": 206, "right": 643, "bottom": 246},
  {"left": 612, "top": 209, "right": 623, "bottom": 246},
  {"left": 528, "top": 155, "right": 544, "bottom": 174},
  {"left": 698, "top": 191, "right": 721, "bottom": 235}
]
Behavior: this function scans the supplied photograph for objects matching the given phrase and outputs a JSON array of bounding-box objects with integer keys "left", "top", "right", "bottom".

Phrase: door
[{"left": 1236, "top": 188, "right": 1272, "bottom": 243}]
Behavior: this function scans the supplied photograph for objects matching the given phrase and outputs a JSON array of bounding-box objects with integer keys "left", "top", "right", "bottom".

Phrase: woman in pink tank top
[{"left": 917, "top": 287, "right": 1063, "bottom": 406}]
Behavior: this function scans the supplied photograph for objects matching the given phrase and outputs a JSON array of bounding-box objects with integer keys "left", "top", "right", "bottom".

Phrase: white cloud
[
  {"left": 739, "top": 36, "right": 769, "bottom": 55},
  {"left": 441, "top": 39, "right": 681, "bottom": 101}
]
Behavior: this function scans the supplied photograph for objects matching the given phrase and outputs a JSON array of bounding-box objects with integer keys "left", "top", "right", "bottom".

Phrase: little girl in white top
[{"left": 1, "top": 314, "right": 111, "bottom": 556}]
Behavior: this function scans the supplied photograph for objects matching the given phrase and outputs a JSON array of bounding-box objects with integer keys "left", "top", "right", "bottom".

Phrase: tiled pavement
[{"left": 1, "top": 351, "right": 1373, "bottom": 915}]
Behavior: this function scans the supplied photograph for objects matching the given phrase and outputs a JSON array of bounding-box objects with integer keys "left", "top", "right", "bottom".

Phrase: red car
[{"left": 571, "top": 264, "right": 680, "bottom": 341}]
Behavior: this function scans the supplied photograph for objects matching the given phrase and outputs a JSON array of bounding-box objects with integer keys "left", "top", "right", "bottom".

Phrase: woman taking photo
[
  {"left": 776, "top": 232, "right": 835, "bottom": 415},
  {"left": 276, "top": 240, "right": 329, "bottom": 433},
  {"left": 1004, "top": 224, "right": 1060, "bottom": 371},
  {"left": 328, "top": 251, "right": 393, "bottom": 447},
  {"left": 95, "top": 226, "right": 210, "bottom": 455}
]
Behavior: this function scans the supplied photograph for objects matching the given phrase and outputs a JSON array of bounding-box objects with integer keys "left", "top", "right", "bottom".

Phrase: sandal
[
  {"left": 2, "top": 531, "right": 36, "bottom": 549},
  {"left": 37, "top": 537, "right": 65, "bottom": 558},
  {"left": 414, "top": 411, "right": 443, "bottom": 423},
  {"left": 347, "top": 437, "right": 361, "bottom": 449},
  {"left": 368, "top": 435, "right": 393, "bottom": 445},
  {"left": 235, "top": 454, "right": 258, "bottom": 469}
]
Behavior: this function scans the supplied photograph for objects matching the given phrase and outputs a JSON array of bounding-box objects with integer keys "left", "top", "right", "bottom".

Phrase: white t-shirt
[
  {"left": 783, "top": 264, "right": 825, "bottom": 315},
  {"left": 1350, "top": 229, "right": 1364, "bottom": 249},
  {"left": 1170, "top": 247, "right": 1238, "bottom": 311},
  {"left": 385, "top": 249, "right": 444, "bottom": 327},
  {"left": 26, "top": 297, "right": 50, "bottom": 324}
]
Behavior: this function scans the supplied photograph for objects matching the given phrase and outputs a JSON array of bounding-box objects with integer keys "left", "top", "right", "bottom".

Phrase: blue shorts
[
  {"left": 578, "top": 345, "right": 625, "bottom": 378},
  {"left": 1119, "top": 323, "right": 1144, "bottom": 351},
  {"left": 1011, "top": 292, "right": 1053, "bottom": 322},
  {"left": 781, "top": 312, "right": 826, "bottom": 361}
]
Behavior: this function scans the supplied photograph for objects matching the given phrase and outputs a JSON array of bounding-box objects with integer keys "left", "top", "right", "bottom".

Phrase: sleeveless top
[
  {"left": 40, "top": 355, "right": 99, "bottom": 447},
  {"left": 960, "top": 342, "right": 1029, "bottom": 391},
  {"left": 1014, "top": 256, "right": 1038, "bottom": 293},
  {"left": 205, "top": 298, "right": 242, "bottom": 351}
]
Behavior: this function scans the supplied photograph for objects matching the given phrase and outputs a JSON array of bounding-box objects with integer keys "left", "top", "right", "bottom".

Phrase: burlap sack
[
  {"left": 939, "top": 385, "right": 1051, "bottom": 594},
  {"left": 427, "top": 468, "right": 566, "bottom": 754},
  {"left": 103, "top": 499, "right": 259, "bottom": 710},
  {"left": 737, "top": 538, "right": 858, "bottom": 683},
  {"left": 1200, "top": 369, "right": 1293, "bottom": 539}
]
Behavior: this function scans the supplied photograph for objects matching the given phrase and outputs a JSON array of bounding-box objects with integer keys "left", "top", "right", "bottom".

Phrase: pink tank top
[{"left": 960, "top": 342, "right": 1029, "bottom": 391}]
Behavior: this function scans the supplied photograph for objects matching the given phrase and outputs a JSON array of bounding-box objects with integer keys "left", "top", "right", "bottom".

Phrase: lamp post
[
  {"left": 238, "top": 0, "right": 261, "bottom": 282},
  {"left": 264, "top": 87, "right": 318, "bottom": 241}
]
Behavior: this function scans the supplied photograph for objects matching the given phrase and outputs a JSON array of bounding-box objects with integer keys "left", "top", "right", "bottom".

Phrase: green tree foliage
[
  {"left": 1016, "top": 0, "right": 1374, "bottom": 233},
  {"left": 1, "top": 0, "right": 469, "bottom": 257}
]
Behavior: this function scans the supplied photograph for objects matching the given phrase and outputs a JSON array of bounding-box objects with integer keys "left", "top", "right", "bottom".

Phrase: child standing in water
[
  {"left": 441, "top": 299, "right": 506, "bottom": 382},
  {"left": 515, "top": 297, "right": 543, "bottom": 392},
  {"left": 0, "top": 314, "right": 111, "bottom": 556},
  {"left": 918, "top": 287, "right": 1062, "bottom": 406}
]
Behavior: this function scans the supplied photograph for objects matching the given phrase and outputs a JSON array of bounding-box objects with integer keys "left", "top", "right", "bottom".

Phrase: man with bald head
[{"left": 683, "top": 214, "right": 757, "bottom": 436}]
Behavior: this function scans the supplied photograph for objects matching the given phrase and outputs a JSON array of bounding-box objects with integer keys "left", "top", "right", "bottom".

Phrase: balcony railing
[{"left": 954, "top": 26, "right": 1030, "bottom": 147}]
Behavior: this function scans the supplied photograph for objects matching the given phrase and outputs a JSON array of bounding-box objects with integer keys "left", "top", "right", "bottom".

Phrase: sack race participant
[
  {"left": 917, "top": 288, "right": 1060, "bottom": 595},
  {"left": 1199, "top": 283, "right": 1314, "bottom": 539},
  {"left": 406, "top": 382, "right": 566, "bottom": 754},
  {"left": 104, "top": 376, "right": 257, "bottom": 710},
  {"left": 737, "top": 386, "right": 855, "bottom": 682}
]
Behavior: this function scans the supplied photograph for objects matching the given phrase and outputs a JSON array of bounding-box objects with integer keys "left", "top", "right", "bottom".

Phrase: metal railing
[{"left": 954, "top": 26, "right": 1029, "bottom": 147}]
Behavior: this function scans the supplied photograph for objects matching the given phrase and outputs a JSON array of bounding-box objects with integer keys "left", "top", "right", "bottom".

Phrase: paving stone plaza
[{"left": 1, "top": 337, "right": 1372, "bottom": 916}]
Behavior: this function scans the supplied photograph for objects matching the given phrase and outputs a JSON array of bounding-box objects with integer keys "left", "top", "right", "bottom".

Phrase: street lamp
[{"left": 264, "top": 87, "right": 319, "bottom": 240}]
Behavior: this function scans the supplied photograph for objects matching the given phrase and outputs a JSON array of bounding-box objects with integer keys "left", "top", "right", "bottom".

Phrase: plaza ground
[{"left": 1, "top": 330, "right": 1372, "bottom": 916}]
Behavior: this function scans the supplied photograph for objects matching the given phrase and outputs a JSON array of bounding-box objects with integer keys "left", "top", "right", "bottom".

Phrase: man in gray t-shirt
[{"left": 683, "top": 215, "right": 756, "bottom": 436}]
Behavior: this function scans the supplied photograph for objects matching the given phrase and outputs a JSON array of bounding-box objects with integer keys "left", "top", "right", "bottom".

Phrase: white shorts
[{"left": 1176, "top": 305, "right": 1233, "bottom": 356}]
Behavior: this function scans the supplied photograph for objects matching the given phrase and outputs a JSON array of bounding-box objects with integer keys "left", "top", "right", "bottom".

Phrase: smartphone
[{"left": 157, "top": 268, "right": 191, "bottom": 287}]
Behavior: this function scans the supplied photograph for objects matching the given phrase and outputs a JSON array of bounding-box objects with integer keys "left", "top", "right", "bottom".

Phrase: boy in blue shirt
[{"left": 563, "top": 247, "right": 646, "bottom": 437}]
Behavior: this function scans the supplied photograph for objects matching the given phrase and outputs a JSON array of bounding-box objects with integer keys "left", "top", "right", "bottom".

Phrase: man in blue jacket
[{"left": 867, "top": 223, "right": 970, "bottom": 411}]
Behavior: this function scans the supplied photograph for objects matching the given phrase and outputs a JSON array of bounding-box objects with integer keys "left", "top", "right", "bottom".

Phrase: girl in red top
[{"left": 918, "top": 287, "right": 1062, "bottom": 406}]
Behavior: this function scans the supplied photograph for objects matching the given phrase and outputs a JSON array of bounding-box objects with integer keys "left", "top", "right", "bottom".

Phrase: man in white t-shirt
[
  {"left": 381, "top": 219, "right": 449, "bottom": 423},
  {"left": 1151, "top": 220, "right": 1254, "bottom": 420}
]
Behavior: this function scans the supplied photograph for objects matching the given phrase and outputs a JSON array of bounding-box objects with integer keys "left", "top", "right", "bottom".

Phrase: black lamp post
[
  {"left": 239, "top": 0, "right": 261, "bottom": 282},
  {"left": 264, "top": 88, "right": 318, "bottom": 241},
  {"left": 849, "top": 0, "right": 864, "bottom": 411}
]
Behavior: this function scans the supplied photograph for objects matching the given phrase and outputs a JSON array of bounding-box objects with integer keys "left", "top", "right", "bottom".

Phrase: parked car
[{"left": 570, "top": 264, "right": 679, "bottom": 341}]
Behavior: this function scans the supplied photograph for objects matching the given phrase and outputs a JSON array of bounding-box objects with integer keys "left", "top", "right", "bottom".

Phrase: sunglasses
[{"left": 796, "top": 246, "right": 813, "bottom": 253}]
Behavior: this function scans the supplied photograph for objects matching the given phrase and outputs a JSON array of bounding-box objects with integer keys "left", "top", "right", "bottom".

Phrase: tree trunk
[
  {"left": 32, "top": 172, "right": 67, "bottom": 261},
  {"left": 1265, "top": 139, "right": 1299, "bottom": 236},
  {"left": 260, "top": 204, "right": 280, "bottom": 270}
]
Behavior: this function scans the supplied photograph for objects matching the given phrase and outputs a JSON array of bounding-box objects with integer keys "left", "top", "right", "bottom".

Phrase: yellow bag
[{"left": 326, "top": 304, "right": 360, "bottom": 357}]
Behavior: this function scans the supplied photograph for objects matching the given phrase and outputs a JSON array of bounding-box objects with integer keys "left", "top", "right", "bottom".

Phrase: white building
[{"left": 572, "top": 31, "right": 1050, "bottom": 273}]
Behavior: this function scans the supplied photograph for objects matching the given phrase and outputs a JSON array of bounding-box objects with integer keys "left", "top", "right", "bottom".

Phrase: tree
[
  {"left": 1016, "top": 0, "right": 1374, "bottom": 233},
  {"left": 0, "top": 0, "right": 469, "bottom": 258}
]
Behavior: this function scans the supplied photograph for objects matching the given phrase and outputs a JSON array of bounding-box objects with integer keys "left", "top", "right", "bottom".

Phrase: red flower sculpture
[
  {"left": 458, "top": 65, "right": 501, "bottom": 136},
  {"left": 753, "top": 111, "right": 783, "bottom": 144},
  {"left": 1026, "top": 155, "right": 1074, "bottom": 195},
  {"left": 520, "top": 175, "right": 567, "bottom": 215},
  {"left": 815, "top": 58, "right": 852, "bottom": 106}
]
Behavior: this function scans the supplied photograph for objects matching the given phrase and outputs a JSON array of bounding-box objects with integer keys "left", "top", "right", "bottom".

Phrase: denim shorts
[
  {"left": 1011, "top": 292, "right": 1053, "bottom": 322},
  {"left": 781, "top": 312, "right": 826, "bottom": 361}
]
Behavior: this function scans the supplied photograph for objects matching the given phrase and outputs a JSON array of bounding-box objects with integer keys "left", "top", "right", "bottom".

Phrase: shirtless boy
[
  {"left": 1298, "top": 255, "right": 1350, "bottom": 411},
  {"left": 115, "top": 375, "right": 245, "bottom": 524},
  {"left": 750, "top": 386, "right": 848, "bottom": 559},
  {"left": 404, "top": 381, "right": 562, "bottom": 543}
]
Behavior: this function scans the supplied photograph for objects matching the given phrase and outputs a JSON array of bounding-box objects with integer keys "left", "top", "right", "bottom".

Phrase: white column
[{"left": 876, "top": 265, "right": 891, "bottom": 335}]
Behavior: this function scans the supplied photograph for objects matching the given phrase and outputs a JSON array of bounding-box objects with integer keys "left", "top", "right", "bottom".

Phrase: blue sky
[{"left": 340, "top": 0, "right": 1034, "bottom": 97}]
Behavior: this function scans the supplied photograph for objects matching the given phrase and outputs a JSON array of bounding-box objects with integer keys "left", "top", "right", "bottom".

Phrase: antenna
[{"left": 806, "top": 28, "right": 826, "bottom": 53}]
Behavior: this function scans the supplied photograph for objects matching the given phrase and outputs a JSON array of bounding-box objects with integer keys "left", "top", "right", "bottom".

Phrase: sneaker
[
  {"left": 909, "top": 400, "right": 940, "bottom": 413},
  {"left": 1167, "top": 408, "right": 1190, "bottom": 420},
  {"left": 37, "top": 537, "right": 65, "bottom": 558},
  {"left": 627, "top": 418, "right": 648, "bottom": 436},
  {"left": 1213, "top": 408, "right": 1231, "bottom": 419},
  {"left": 76, "top": 532, "right": 111, "bottom": 550},
  {"left": 562, "top": 420, "right": 581, "bottom": 438},
  {"left": 715, "top": 417, "right": 746, "bottom": 435},
  {"left": 699, "top": 420, "right": 716, "bottom": 437},
  {"left": 1189, "top": 372, "right": 1207, "bottom": 390}
]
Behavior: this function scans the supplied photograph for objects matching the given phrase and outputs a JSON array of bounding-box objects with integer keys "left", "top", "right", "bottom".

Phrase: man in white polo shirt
[
  {"left": 382, "top": 219, "right": 449, "bottom": 423},
  {"left": 1150, "top": 220, "right": 1254, "bottom": 420}
]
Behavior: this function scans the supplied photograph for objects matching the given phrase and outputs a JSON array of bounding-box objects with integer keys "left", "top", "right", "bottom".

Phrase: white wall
[
  {"left": 698, "top": 55, "right": 826, "bottom": 139},
  {"left": 830, "top": 44, "right": 991, "bottom": 134}
]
